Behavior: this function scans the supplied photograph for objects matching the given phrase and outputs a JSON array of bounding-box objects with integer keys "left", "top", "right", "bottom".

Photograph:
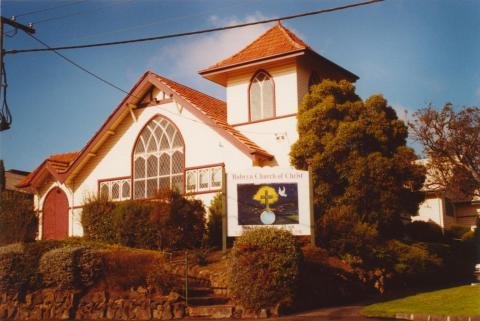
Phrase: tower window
[{"left": 249, "top": 70, "right": 275, "bottom": 121}]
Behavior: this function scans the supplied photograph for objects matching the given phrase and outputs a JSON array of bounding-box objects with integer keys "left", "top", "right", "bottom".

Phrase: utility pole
[{"left": 0, "top": 16, "right": 35, "bottom": 131}]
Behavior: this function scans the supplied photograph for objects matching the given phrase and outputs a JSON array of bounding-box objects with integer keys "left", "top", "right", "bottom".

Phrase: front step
[
  {"left": 187, "top": 304, "right": 234, "bottom": 319},
  {"left": 187, "top": 295, "right": 230, "bottom": 306}
]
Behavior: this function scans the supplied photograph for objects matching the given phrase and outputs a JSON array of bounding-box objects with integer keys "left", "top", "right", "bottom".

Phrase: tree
[
  {"left": 207, "top": 193, "right": 223, "bottom": 248},
  {"left": 0, "top": 160, "right": 5, "bottom": 192},
  {"left": 410, "top": 104, "right": 480, "bottom": 200},
  {"left": 290, "top": 80, "right": 425, "bottom": 239}
]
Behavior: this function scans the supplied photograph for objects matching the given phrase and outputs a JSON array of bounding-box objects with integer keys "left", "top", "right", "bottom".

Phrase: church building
[{"left": 17, "top": 23, "right": 358, "bottom": 240}]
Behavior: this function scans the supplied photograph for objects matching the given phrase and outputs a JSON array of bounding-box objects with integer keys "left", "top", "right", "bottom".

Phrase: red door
[{"left": 42, "top": 187, "right": 69, "bottom": 240}]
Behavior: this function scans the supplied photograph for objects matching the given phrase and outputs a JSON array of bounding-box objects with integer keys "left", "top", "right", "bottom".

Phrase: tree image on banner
[{"left": 253, "top": 186, "right": 279, "bottom": 224}]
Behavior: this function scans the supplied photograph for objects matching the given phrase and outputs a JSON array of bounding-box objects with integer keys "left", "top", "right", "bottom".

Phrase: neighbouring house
[
  {"left": 17, "top": 22, "right": 358, "bottom": 240},
  {"left": 413, "top": 160, "right": 480, "bottom": 230},
  {"left": 0, "top": 160, "right": 31, "bottom": 193}
]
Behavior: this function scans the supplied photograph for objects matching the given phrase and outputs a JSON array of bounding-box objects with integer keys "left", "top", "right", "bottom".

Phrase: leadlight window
[
  {"left": 133, "top": 115, "right": 184, "bottom": 199},
  {"left": 249, "top": 71, "right": 274, "bottom": 121},
  {"left": 185, "top": 165, "right": 223, "bottom": 194},
  {"left": 99, "top": 178, "right": 131, "bottom": 201}
]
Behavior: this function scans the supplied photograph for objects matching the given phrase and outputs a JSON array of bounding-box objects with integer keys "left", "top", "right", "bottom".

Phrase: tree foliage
[
  {"left": 290, "top": 80, "right": 425, "bottom": 238},
  {"left": 0, "top": 190, "right": 37, "bottom": 245},
  {"left": 207, "top": 193, "right": 223, "bottom": 248},
  {"left": 410, "top": 103, "right": 480, "bottom": 199}
]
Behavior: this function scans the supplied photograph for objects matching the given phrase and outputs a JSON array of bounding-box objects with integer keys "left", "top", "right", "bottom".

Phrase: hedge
[
  {"left": 0, "top": 190, "right": 37, "bottom": 245},
  {"left": 39, "top": 245, "right": 104, "bottom": 290},
  {"left": 228, "top": 227, "right": 302, "bottom": 310}
]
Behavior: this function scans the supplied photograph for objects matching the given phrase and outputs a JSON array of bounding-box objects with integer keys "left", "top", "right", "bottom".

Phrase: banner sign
[{"left": 227, "top": 167, "right": 312, "bottom": 236}]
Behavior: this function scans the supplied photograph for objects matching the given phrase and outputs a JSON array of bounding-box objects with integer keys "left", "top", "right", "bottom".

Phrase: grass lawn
[{"left": 361, "top": 285, "right": 480, "bottom": 318}]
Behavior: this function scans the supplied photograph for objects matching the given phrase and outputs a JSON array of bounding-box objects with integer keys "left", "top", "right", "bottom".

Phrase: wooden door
[{"left": 42, "top": 187, "right": 69, "bottom": 240}]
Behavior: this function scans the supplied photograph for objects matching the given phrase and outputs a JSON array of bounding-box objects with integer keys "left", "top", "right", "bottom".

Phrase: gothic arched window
[
  {"left": 249, "top": 70, "right": 274, "bottom": 121},
  {"left": 133, "top": 115, "right": 184, "bottom": 199}
]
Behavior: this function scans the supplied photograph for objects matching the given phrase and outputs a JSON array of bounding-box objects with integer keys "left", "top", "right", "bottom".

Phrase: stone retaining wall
[{"left": 0, "top": 288, "right": 186, "bottom": 320}]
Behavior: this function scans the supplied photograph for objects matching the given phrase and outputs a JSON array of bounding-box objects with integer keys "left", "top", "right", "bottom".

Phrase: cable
[
  {"left": 12, "top": 0, "right": 87, "bottom": 18},
  {"left": 26, "top": 33, "right": 129, "bottom": 95},
  {"left": 31, "top": 1, "right": 129, "bottom": 25},
  {"left": 25, "top": 33, "right": 280, "bottom": 137},
  {"left": 70, "top": 0, "right": 254, "bottom": 42},
  {"left": 5, "top": 0, "right": 384, "bottom": 55}
]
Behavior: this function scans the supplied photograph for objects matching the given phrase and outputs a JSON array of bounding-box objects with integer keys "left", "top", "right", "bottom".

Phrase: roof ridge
[
  {"left": 277, "top": 23, "right": 308, "bottom": 50},
  {"left": 151, "top": 72, "right": 226, "bottom": 106},
  {"left": 205, "top": 23, "right": 278, "bottom": 69}
]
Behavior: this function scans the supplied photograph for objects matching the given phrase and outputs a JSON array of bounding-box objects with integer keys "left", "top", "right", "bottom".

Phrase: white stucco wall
[
  {"left": 37, "top": 97, "right": 256, "bottom": 237},
  {"left": 412, "top": 196, "right": 445, "bottom": 227},
  {"left": 235, "top": 116, "right": 298, "bottom": 167}
]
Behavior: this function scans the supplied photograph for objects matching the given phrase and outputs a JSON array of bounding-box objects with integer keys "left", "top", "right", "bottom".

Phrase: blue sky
[{"left": 1, "top": 0, "right": 479, "bottom": 172}]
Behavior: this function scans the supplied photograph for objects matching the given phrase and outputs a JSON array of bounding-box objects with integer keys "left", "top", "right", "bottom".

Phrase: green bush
[
  {"left": 81, "top": 195, "right": 116, "bottom": 243},
  {"left": 0, "top": 190, "right": 37, "bottom": 245},
  {"left": 150, "top": 190, "right": 207, "bottom": 250},
  {"left": 0, "top": 241, "right": 62, "bottom": 293},
  {"left": 404, "top": 221, "right": 444, "bottom": 243},
  {"left": 445, "top": 225, "right": 471, "bottom": 240},
  {"left": 228, "top": 227, "right": 302, "bottom": 310},
  {"left": 39, "top": 245, "right": 104, "bottom": 290},
  {"left": 207, "top": 193, "right": 223, "bottom": 248},
  {"left": 0, "top": 243, "right": 26, "bottom": 294},
  {"left": 317, "top": 205, "right": 379, "bottom": 260},
  {"left": 387, "top": 240, "right": 443, "bottom": 284},
  {"left": 112, "top": 201, "right": 157, "bottom": 249}
]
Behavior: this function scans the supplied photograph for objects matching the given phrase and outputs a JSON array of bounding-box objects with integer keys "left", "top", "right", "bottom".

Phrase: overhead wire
[
  {"left": 25, "top": 33, "right": 279, "bottom": 136},
  {"left": 31, "top": 1, "right": 130, "bottom": 25},
  {"left": 5, "top": 0, "right": 384, "bottom": 55},
  {"left": 17, "top": 0, "right": 384, "bottom": 136},
  {"left": 69, "top": 0, "right": 256, "bottom": 42},
  {"left": 12, "top": 0, "right": 88, "bottom": 19}
]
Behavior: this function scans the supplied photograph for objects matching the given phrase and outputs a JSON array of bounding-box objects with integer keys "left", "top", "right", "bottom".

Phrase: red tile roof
[
  {"left": 151, "top": 73, "right": 273, "bottom": 159},
  {"left": 18, "top": 72, "right": 273, "bottom": 189},
  {"left": 17, "top": 152, "right": 79, "bottom": 188},
  {"left": 201, "top": 22, "right": 309, "bottom": 73}
]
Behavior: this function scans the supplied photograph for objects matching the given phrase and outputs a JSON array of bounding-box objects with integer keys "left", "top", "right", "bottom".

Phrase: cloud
[{"left": 148, "top": 13, "right": 271, "bottom": 97}]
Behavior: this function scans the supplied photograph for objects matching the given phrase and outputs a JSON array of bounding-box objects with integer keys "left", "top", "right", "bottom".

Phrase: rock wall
[{"left": 0, "top": 288, "right": 186, "bottom": 320}]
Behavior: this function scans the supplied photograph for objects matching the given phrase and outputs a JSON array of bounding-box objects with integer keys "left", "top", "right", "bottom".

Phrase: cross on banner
[{"left": 260, "top": 189, "right": 274, "bottom": 210}]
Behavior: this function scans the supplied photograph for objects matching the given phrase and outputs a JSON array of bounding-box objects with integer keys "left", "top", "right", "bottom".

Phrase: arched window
[
  {"left": 133, "top": 115, "right": 184, "bottom": 199},
  {"left": 249, "top": 70, "right": 274, "bottom": 121},
  {"left": 308, "top": 71, "right": 320, "bottom": 92}
]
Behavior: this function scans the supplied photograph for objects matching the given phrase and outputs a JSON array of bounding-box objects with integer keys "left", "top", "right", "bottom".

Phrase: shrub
[
  {"left": 207, "top": 193, "right": 223, "bottom": 248},
  {"left": 228, "top": 227, "right": 302, "bottom": 310},
  {"left": 317, "top": 206, "right": 379, "bottom": 260},
  {"left": 386, "top": 240, "right": 443, "bottom": 284},
  {"left": 0, "top": 243, "right": 26, "bottom": 294},
  {"left": 0, "top": 241, "right": 63, "bottom": 293},
  {"left": 102, "top": 247, "right": 170, "bottom": 290},
  {"left": 445, "top": 225, "right": 471, "bottom": 240},
  {"left": 404, "top": 221, "right": 443, "bottom": 243},
  {"left": 39, "top": 245, "right": 104, "bottom": 290},
  {"left": 81, "top": 195, "right": 116, "bottom": 243},
  {"left": 151, "top": 190, "right": 207, "bottom": 250},
  {"left": 0, "top": 190, "right": 37, "bottom": 245},
  {"left": 112, "top": 201, "right": 156, "bottom": 249}
]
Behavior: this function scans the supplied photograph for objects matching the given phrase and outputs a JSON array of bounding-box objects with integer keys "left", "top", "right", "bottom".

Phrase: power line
[
  {"left": 31, "top": 1, "right": 130, "bottom": 25},
  {"left": 12, "top": 0, "right": 88, "bottom": 19},
  {"left": 69, "top": 0, "right": 254, "bottom": 42},
  {"left": 26, "top": 33, "right": 129, "bottom": 95},
  {"left": 6, "top": 0, "right": 384, "bottom": 55},
  {"left": 25, "top": 33, "right": 280, "bottom": 136}
]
